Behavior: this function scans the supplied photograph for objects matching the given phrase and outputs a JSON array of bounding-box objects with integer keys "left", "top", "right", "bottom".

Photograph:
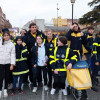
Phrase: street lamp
[{"left": 70, "top": 0, "right": 76, "bottom": 24}]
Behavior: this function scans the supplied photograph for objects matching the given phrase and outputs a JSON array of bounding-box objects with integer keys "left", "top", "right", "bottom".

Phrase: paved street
[{"left": 0, "top": 82, "right": 100, "bottom": 100}]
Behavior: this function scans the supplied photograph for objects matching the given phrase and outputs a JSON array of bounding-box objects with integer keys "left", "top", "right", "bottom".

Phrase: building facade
[
  {"left": 53, "top": 16, "right": 67, "bottom": 27},
  {"left": 0, "top": 7, "right": 12, "bottom": 32}
]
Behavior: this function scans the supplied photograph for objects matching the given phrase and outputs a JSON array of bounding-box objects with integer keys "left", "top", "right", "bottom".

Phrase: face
[
  {"left": 73, "top": 24, "right": 78, "bottom": 31},
  {"left": 88, "top": 29, "right": 94, "bottom": 34},
  {"left": 3, "top": 33, "right": 10, "bottom": 41},
  {"left": 17, "top": 39, "right": 23, "bottom": 45},
  {"left": 36, "top": 36, "right": 43, "bottom": 44},
  {"left": 21, "top": 30, "right": 26, "bottom": 36},
  {"left": 57, "top": 39, "right": 64, "bottom": 46},
  {"left": 47, "top": 31, "right": 53, "bottom": 39},
  {"left": 30, "top": 25, "right": 37, "bottom": 33}
]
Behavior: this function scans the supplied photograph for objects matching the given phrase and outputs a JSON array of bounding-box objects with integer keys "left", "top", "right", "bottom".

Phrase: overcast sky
[{"left": 0, "top": 0, "right": 93, "bottom": 27}]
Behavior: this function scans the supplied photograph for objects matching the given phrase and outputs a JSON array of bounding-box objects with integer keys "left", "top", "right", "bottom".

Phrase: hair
[
  {"left": 72, "top": 22, "right": 80, "bottom": 31},
  {"left": 36, "top": 35, "right": 43, "bottom": 55},
  {"left": 20, "top": 29, "right": 27, "bottom": 35},
  {"left": 58, "top": 36, "right": 67, "bottom": 45},
  {"left": 2, "top": 31, "right": 10, "bottom": 45},
  {"left": 29, "top": 23, "right": 36, "bottom": 28},
  {"left": 22, "top": 29, "right": 27, "bottom": 33},
  {"left": 88, "top": 27, "right": 94, "bottom": 30}
]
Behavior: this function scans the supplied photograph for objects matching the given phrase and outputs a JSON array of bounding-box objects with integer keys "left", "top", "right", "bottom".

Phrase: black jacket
[
  {"left": 13, "top": 44, "right": 29, "bottom": 75},
  {"left": 44, "top": 35, "right": 57, "bottom": 56},
  {"left": 93, "top": 35, "right": 100, "bottom": 62},
  {"left": 49, "top": 46, "right": 77, "bottom": 76},
  {"left": 83, "top": 32, "right": 94, "bottom": 54},
  {"left": 66, "top": 29, "right": 86, "bottom": 56}
]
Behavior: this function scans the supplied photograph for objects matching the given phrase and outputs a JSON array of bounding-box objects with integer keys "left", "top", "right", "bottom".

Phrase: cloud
[{"left": 0, "top": 0, "right": 92, "bottom": 27}]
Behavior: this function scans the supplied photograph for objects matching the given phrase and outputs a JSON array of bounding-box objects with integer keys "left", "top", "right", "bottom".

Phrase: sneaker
[
  {"left": 44, "top": 85, "right": 48, "bottom": 91},
  {"left": 4, "top": 89, "right": 8, "bottom": 97},
  {"left": 10, "top": 89, "right": 16, "bottom": 96},
  {"left": 50, "top": 88, "right": 56, "bottom": 95},
  {"left": 32, "top": 87, "right": 37, "bottom": 93},
  {"left": 62, "top": 89, "right": 67, "bottom": 96},
  {"left": 0, "top": 91, "right": 2, "bottom": 98},
  {"left": 18, "top": 88, "right": 24, "bottom": 94},
  {"left": 8, "top": 83, "right": 13, "bottom": 89}
]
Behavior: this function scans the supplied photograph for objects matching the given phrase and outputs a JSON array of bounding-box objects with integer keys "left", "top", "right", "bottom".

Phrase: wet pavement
[{"left": 0, "top": 81, "right": 100, "bottom": 100}]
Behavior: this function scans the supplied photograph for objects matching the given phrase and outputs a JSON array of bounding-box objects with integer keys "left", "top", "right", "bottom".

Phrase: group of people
[{"left": 0, "top": 22, "right": 100, "bottom": 100}]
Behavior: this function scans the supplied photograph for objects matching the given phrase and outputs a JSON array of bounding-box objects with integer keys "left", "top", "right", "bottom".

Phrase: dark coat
[
  {"left": 66, "top": 29, "right": 86, "bottom": 56},
  {"left": 49, "top": 46, "right": 77, "bottom": 76},
  {"left": 44, "top": 34, "right": 57, "bottom": 56},
  {"left": 13, "top": 44, "right": 29, "bottom": 76},
  {"left": 83, "top": 32, "right": 94, "bottom": 54},
  {"left": 93, "top": 36, "right": 100, "bottom": 62}
]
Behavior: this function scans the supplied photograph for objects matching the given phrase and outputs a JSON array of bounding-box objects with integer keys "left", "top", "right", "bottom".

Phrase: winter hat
[
  {"left": 2, "top": 28, "right": 9, "bottom": 33},
  {"left": 16, "top": 36, "right": 23, "bottom": 42}
]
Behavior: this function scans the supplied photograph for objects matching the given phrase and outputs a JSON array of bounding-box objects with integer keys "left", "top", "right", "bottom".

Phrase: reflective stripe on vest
[
  {"left": 93, "top": 51, "right": 97, "bottom": 54},
  {"left": 12, "top": 69, "right": 29, "bottom": 75},
  {"left": 22, "top": 49, "right": 28, "bottom": 53},
  {"left": 73, "top": 50, "right": 80, "bottom": 56},
  {"left": 16, "top": 48, "right": 28, "bottom": 61},
  {"left": 54, "top": 38, "right": 57, "bottom": 47},
  {"left": 51, "top": 47, "right": 70, "bottom": 71},
  {"left": 43, "top": 39, "right": 46, "bottom": 43},
  {"left": 93, "top": 43, "right": 98, "bottom": 46},
  {"left": 52, "top": 69, "right": 66, "bottom": 71},
  {"left": 16, "top": 58, "right": 27, "bottom": 61}
]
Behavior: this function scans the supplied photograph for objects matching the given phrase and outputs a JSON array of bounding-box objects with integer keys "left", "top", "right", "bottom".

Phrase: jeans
[{"left": 13, "top": 75, "right": 24, "bottom": 89}]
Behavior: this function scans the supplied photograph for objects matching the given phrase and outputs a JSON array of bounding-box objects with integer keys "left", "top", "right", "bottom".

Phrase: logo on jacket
[
  {"left": 50, "top": 44, "right": 53, "bottom": 47},
  {"left": 61, "top": 54, "right": 65, "bottom": 58},
  {"left": 56, "top": 54, "right": 60, "bottom": 58}
]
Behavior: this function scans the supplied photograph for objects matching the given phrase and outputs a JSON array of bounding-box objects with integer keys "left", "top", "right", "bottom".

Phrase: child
[
  {"left": 0, "top": 31, "right": 15, "bottom": 98},
  {"left": 49, "top": 36, "right": 77, "bottom": 95},
  {"left": 11, "top": 36, "right": 29, "bottom": 95},
  {"left": 31, "top": 35, "right": 49, "bottom": 92}
]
